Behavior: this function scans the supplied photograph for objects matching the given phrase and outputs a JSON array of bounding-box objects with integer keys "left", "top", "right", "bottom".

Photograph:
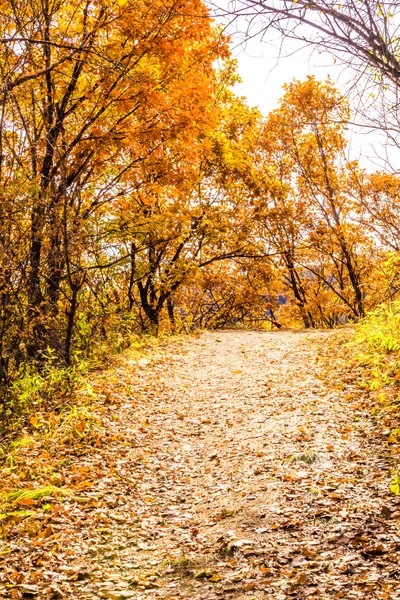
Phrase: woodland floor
[{"left": 2, "top": 330, "right": 400, "bottom": 599}]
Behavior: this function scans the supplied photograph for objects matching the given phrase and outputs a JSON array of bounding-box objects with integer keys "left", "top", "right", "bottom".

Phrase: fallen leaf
[{"left": 390, "top": 476, "right": 400, "bottom": 495}]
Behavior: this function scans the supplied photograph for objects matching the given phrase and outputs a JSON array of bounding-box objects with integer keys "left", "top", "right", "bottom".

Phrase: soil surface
[{"left": 2, "top": 330, "right": 400, "bottom": 599}]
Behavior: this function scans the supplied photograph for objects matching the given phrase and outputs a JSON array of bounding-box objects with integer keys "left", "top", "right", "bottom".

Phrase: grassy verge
[
  {"left": 316, "top": 302, "right": 400, "bottom": 495},
  {"left": 0, "top": 334, "right": 163, "bottom": 541},
  {"left": 349, "top": 301, "right": 400, "bottom": 405}
]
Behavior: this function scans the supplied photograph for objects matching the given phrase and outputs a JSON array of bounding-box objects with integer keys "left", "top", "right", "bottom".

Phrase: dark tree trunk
[{"left": 167, "top": 298, "right": 176, "bottom": 331}]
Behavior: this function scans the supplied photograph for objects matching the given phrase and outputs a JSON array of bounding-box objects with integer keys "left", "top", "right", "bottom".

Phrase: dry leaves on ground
[{"left": 1, "top": 330, "right": 400, "bottom": 599}]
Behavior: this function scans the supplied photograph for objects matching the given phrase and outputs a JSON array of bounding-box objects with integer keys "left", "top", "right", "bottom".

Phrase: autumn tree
[
  {"left": 253, "top": 77, "right": 372, "bottom": 322},
  {"left": 0, "top": 0, "right": 230, "bottom": 384},
  {"left": 1, "top": 0, "right": 399, "bottom": 412},
  {"left": 171, "top": 258, "right": 283, "bottom": 329},
  {"left": 351, "top": 171, "right": 400, "bottom": 252},
  {"left": 105, "top": 75, "right": 266, "bottom": 334}
]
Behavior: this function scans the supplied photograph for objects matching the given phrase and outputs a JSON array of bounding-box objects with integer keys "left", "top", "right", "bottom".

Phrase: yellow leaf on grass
[
  {"left": 118, "top": 0, "right": 128, "bottom": 6},
  {"left": 29, "top": 416, "right": 40, "bottom": 428},
  {"left": 390, "top": 476, "right": 400, "bottom": 495},
  {"left": 388, "top": 434, "right": 397, "bottom": 444},
  {"left": 17, "top": 498, "right": 35, "bottom": 506}
]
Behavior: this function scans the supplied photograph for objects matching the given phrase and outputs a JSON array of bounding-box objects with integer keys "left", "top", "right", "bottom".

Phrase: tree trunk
[{"left": 167, "top": 298, "right": 176, "bottom": 331}]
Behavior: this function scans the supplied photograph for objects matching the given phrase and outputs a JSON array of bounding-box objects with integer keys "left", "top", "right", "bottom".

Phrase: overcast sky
[
  {"left": 213, "top": 9, "right": 395, "bottom": 171},
  {"left": 232, "top": 36, "right": 341, "bottom": 113}
]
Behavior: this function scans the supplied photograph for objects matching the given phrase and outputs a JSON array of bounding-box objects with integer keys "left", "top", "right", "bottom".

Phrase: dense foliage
[{"left": 0, "top": 0, "right": 399, "bottom": 415}]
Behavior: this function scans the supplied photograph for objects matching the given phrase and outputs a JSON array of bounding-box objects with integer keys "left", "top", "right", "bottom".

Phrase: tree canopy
[{"left": 0, "top": 0, "right": 399, "bottom": 412}]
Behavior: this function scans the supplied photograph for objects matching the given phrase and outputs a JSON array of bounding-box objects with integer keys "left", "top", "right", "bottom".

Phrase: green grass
[
  {"left": 350, "top": 300, "right": 400, "bottom": 395},
  {"left": 354, "top": 301, "right": 400, "bottom": 354},
  {"left": 0, "top": 510, "right": 33, "bottom": 522},
  {"left": 1, "top": 486, "right": 71, "bottom": 510}
]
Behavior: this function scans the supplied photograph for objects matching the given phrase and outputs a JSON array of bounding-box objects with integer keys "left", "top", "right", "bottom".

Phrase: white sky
[
  {"left": 232, "top": 36, "right": 342, "bottom": 114},
  {"left": 217, "top": 19, "right": 397, "bottom": 171}
]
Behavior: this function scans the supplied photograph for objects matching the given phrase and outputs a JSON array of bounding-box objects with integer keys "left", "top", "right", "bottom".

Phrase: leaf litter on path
[{"left": 1, "top": 330, "right": 400, "bottom": 599}]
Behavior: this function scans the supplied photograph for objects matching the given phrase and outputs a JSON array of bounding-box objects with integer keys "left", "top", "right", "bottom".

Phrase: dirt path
[{"left": 2, "top": 330, "right": 400, "bottom": 599}]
